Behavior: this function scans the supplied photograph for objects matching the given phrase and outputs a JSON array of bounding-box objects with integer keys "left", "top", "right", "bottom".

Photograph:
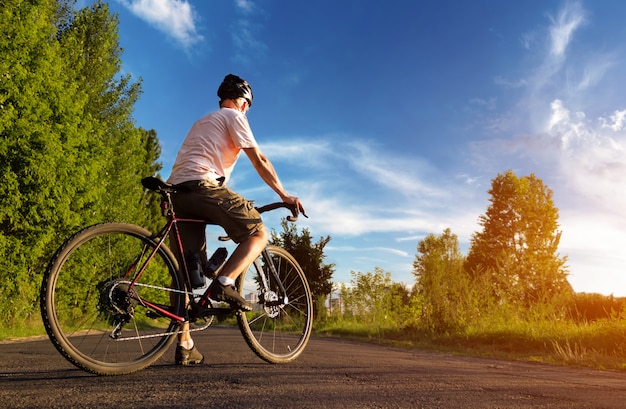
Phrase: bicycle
[{"left": 40, "top": 176, "right": 313, "bottom": 376}]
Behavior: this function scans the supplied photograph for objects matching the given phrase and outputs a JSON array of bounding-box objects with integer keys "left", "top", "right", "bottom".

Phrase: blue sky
[{"left": 88, "top": 0, "right": 626, "bottom": 295}]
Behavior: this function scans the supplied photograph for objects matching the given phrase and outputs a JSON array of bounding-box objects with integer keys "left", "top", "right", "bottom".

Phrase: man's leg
[
  {"left": 219, "top": 226, "right": 268, "bottom": 281},
  {"left": 208, "top": 227, "right": 268, "bottom": 310},
  {"left": 169, "top": 216, "right": 207, "bottom": 366}
]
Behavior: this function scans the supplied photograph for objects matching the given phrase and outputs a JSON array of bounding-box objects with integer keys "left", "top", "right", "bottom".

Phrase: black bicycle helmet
[{"left": 217, "top": 74, "right": 253, "bottom": 107}]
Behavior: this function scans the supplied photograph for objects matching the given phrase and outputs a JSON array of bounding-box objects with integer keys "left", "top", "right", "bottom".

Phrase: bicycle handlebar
[{"left": 255, "top": 202, "right": 307, "bottom": 222}]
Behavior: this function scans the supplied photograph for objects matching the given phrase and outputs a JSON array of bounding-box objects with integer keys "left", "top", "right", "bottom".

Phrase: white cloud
[
  {"left": 547, "top": 99, "right": 594, "bottom": 149},
  {"left": 327, "top": 246, "right": 410, "bottom": 258},
  {"left": 231, "top": 18, "right": 268, "bottom": 64},
  {"left": 469, "top": 97, "right": 497, "bottom": 111},
  {"left": 258, "top": 137, "right": 485, "bottom": 254},
  {"left": 548, "top": 1, "right": 586, "bottom": 57},
  {"left": 264, "top": 137, "right": 450, "bottom": 204},
  {"left": 235, "top": 0, "right": 255, "bottom": 14},
  {"left": 510, "top": 2, "right": 587, "bottom": 103},
  {"left": 577, "top": 57, "right": 614, "bottom": 90},
  {"left": 261, "top": 139, "right": 333, "bottom": 167},
  {"left": 545, "top": 101, "right": 626, "bottom": 211},
  {"left": 344, "top": 140, "right": 448, "bottom": 202},
  {"left": 117, "top": 0, "right": 203, "bottom": 49},
  {"left": 600, "top": 109, "right": 626, "bottom": 132},
  {"left": 494, "top": 76, "right": 528, "bottom": 89}
]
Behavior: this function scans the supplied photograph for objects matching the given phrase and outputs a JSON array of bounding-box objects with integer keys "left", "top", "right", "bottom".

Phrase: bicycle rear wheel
[
  {"left": 40, "top": 223, "right": 185, "bottom": 375},
  {"left": 237, "top": 245, "right": 313, "bottom": 363}
]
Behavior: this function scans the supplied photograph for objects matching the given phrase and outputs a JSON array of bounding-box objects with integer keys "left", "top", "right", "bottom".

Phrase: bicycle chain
[{"left": 111, "top": 281, "right": 212, "bottom": 341}]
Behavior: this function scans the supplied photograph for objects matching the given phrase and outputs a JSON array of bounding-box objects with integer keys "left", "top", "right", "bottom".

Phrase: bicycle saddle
[{"left": 141, "top": 176, "right": 176, "bottom": 194}]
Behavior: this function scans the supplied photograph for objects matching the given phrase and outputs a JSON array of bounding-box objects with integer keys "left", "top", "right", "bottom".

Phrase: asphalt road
[{"left": 1, "top": 326, "right": 626, "bottom": 408}]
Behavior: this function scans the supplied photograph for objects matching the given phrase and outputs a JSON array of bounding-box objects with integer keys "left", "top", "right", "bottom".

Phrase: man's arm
[{"left": 244, "top": 147, "right": 306, "bottom": 215}]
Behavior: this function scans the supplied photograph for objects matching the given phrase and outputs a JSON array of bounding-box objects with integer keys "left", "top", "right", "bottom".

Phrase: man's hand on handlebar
[{"left": 282, "top": 195, "right": 307, "bottom": 218}]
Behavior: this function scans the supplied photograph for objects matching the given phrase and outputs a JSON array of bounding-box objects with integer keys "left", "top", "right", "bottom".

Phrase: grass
[
  {"left": 314, "top": 316, "right": 626, "bottom": 371},
  {"left": 0, "top": 320, "right": 46, "bottom": 343}
]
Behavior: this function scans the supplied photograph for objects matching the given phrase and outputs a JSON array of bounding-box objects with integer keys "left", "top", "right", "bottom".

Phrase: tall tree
[
  {"left": 465, "top": 170, "right": 571, "bottom": 305},
  {"left": 270, "top": 220, "right": 335, "bottom": 317},
  {"left": 413, "top": 228, "right": 469, "bottom": 333},
  {"left": 55, "top": 1, "right": 153, "bottom": 225},
  {"left": 341, "top": 268, "right": 392, "bottom": 323}
]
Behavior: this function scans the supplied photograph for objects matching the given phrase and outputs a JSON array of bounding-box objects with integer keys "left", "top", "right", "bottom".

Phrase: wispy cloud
[
  {"left": 232, "top": 19, "right": 267, "bottom": 60},
  {"left": 230, "top": 7, "right": 268, "bottom": 64},
  {"left": 117, "top": 0, "right": 203, "bottom": 49},
  {"left": 260, "top": 137, "right": 479, "bottom": 242},
  {"left": 327, "top": 246, "right": 410, "bottom": 258},
  {"left": 508, "top": 1, "right": 588, "bottom": 100},
  {"left": 344, "top": 140, "right": 448, "bottom": 202},
  {"left": 235, "top": 0, "right": 255, "bottom": 14},
  {"left": 577, "top": 56, "right": 615, "bottom": 91},
  {"left": 548, "top": 1, "right": 586, "bottom": 57}
]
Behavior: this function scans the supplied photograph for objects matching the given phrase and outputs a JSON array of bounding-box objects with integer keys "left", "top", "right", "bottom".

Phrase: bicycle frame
[{"left": 122, "top": 198, "right": 289, "bottom": 326}]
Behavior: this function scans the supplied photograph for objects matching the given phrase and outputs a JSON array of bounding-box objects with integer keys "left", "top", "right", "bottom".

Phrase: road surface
[{"left": 1, "top": 326, "right": 626, "bottom": 408}]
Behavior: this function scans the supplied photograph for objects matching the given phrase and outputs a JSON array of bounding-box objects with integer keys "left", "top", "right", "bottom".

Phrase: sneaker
[
  {"left": 208, "top": 280, "right": 253, "bottom": 311},
  {"left": 175, "top": 345, "right": 204, "bottom": 365}
]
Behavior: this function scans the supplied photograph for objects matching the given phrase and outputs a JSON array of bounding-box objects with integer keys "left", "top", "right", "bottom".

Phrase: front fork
[{"left": 256, "top": 249, "right": 289, "bottom": 318}]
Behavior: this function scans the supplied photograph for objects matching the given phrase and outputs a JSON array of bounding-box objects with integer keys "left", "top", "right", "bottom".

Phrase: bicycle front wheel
[
  {"left": 40, "top": 223, "right": 185, "bottom": 375},
  {"left": 237, "top": 245, "right": 313, "bottom": 363}
]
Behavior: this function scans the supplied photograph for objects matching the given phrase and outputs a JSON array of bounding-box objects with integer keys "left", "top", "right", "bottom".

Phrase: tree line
[
  {"left": 1, "top": 0, "right": 162, "bottom": 327},
  {"left": 334, "top": 171, "right": 622, "bottom": 336}
]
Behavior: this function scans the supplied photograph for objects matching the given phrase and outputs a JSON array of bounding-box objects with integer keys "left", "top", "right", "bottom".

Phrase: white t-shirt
[{"left": 167, "top": 107, "right": 258, "bottom": 185}]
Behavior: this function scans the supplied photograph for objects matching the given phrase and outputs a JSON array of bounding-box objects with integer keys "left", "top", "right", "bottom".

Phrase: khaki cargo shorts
[{"left": 171, "top": 180, "right": 264, "bottom": 253}]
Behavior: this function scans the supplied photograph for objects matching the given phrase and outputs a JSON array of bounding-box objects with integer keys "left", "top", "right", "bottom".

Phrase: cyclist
[{"left": 166, "top": 74, "right": 306, "bottom": 365}]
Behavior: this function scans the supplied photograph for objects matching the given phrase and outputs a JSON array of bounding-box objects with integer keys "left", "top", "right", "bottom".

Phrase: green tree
[
  {"left": 340, "top": 268, "right": 407, "bottom": 333},
  {"left": 0, "top": 0, "right": 161, "bottom": 328},
  {"left": 0, "top": 0, "right": 95, "bottom": 325},
  {"left": 135, "top": 128, "right": 164, "bottom": 232},
  {"left": 270, "top": 220, "right": 335, "bottom": 317},
  {"left": 465, "top": 170, "right": 571, "bottom": 306},
  {"left": 413, "top": 228, "right": 469, "bottom": 333},
  {"left": 55, "top": 1, "right": 157, "bottom": 225}
]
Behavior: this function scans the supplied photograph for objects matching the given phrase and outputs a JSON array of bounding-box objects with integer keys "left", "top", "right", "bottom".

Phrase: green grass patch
[
  {"left": 315, "top": 316, "right": 626, "bottom": 371},
  {"left": 0, "top": 320, "right": 46, "bottom": 342}
]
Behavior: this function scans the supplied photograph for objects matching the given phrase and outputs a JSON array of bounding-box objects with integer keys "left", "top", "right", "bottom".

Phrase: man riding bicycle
[{"left": 166, "top": 74, "right": 306, "bottom": 365}]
